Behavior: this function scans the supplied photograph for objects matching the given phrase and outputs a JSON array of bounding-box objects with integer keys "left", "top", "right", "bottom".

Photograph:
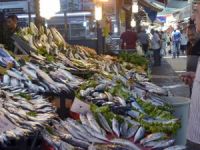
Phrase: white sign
[{"left": 70, "top": 97, "right": 90, "bottom": 114}]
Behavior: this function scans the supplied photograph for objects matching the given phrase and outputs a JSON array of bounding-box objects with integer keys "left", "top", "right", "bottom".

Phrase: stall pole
[
  {"left": 35, "top": 0, "right": 42, "bottom": 28},
  {"left": 27, "top": 0, "right": 31, "bottom": 26},
  {"left": 64, "top": 11, "right": 68, "bottom": 42}
]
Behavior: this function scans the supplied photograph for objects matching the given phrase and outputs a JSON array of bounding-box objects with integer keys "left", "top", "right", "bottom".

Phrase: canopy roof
[{"left": 139, "top": 0, "right": 163, "bottom": 12}]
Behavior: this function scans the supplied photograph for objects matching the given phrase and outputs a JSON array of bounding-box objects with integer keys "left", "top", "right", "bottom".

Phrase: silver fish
[
  {"left": 86, "top": 112, "right": 102, "bottom": 134},
  {"left": 3, "top": 74, "right": 10, "bottom": 85},
  {"left": 164, "top": 145, "right": 186, "bottom": 150},
  {"left": 127, "top": 110, "right": 140, "bottom": 119},
  {"left": 111, "top": 138, "right": 141, "bottom": 150},
  {"left": 134, "top": 127, "right": 145, "bottom": 143},
  {"left": 120, "top": 121, "right": 128, "bottom": 138},
  {"left": 112, "top": 118, "right": 120, "bottom": 137},
  {"left": 140, "top": 132, "right": 167, "bottom": 145},
  {"left": 7, "top": 70, "right": 25, "bottom": 80},
  {"left": 152, "top": 139, "right": 175, "bottom": 149},
  {"left": 115, "top": 97, "right": 126, "bottom": 106},
  {"left": 126, "top": 125, "right": 139, "bottom": 139},
  {"left": 131, "top": 100, "right": 145, "bottom": 114},
  {"left": 97, "top": 112, "right": 112, "bottom": 133},
  {"left": 80, "top": 114, "right": 90, "bottom": 125}
]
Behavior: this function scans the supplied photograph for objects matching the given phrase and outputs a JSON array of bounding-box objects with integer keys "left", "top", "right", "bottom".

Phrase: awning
[{"left": 139, "top": 0, "right": 163, "bottom": 12}]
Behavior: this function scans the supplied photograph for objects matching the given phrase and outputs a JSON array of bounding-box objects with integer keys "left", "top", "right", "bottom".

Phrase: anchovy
[
  {"left": 134, "top": 127, "right": 145, "bottom": 143},
  {"left": 112, "top": 118, "right": 120, "bottom": 137}
]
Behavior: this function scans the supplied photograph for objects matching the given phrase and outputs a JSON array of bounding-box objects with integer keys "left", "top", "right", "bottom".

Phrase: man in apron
[{"left": 181, "top": 1, "right": 200, "bottom": 149}]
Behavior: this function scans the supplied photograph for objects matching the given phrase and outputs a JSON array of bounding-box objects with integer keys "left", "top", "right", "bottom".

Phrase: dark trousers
[
  {"left": 186, "top": 140, "right": 200, "bottom": 150},
  {"left": 142, "top": 44, "right": 148, "bottom": 54},
  {"left": 153, "top": 48, "right": 161, "bottom": 66}
]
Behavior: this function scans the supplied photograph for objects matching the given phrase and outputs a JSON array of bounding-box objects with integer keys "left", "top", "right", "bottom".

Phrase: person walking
[
  {"left": 120, "top": 27, "right": 137, "bottom": 51},
  {"left": 161, "top": 31, "right": 167, "bottom": 56},
  {"left": 180, "top": 29, "right": 188, "bottom": 55},
  {"left": 138, "top": 28, "right": 149, "bottom": 55},
  {"left": 150, "top": 29, "right": 161, "bottom": 66},
  {"left": 181, "top": 1, "right": 200, "bottom": 149},
  {"left": 171, "top": 28, "right": 181, "bottom": 58}
]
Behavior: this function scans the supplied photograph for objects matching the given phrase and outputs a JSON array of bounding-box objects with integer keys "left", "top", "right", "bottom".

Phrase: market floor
[{"left": 151, "top": 56, "right": 190, "bottom": 98}]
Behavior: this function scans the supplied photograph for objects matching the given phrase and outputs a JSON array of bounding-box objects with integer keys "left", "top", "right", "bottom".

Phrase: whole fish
[
  {"left": 80, "top": 114, "right": 90, "bottom": 125},
  {"left": 7, "top": 70, "right": 25, "bottom": 80},
  {"left": 144, "top": 140, "right": 162, "bottom": 147},
  {"left": 111, "top": 138, "right": 141, "bottom": 150},
  {"left": 97, "top": 113, "right": 113, "bottom": 133},
  {"left": 115, "top": 97, "right": 126, "bottom": 106},
  {"left": 112, "top": 118, "right": 120, "bottom": 137},
  {"left": 126, "top": 125, "right": 139, "bottom": 139},
  {"left": 95, "top": 84, "right": 107, "bottom": 92},
  {"left": 86, "top": 112, "right": 102, "bottom": 134},
  {"left": 152, "top": 139, "right": 175, "bottom": 149},
  {"left": 21, "top": 66, "right": 37, "bottom": 80},
  {"left": 164, "top": 145, "right": 186, "bottom": 150},
  {"left": 127, "top": 110, "right": 140, "bottom": 119},
  {"left": 120, "top": 121, "right": 128, "bottom": 138},
  {"left": 130, "top": 98, "right": 145, "bottom": 114},
  {"left": 140, "top": 132, "right": 167, "bottom": 145},
  {"left": 134, "top": 127, "right": 145, "bottom": 143},
  {"left": 3, "top": 74, "right": 10, "bottom": 85},
  {"left": 82, "top": 125, "right": 108, "bottom": 141}
]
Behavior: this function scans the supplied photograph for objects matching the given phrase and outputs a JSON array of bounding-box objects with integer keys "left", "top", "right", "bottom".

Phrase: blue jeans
[{"left": 173, "top": 42, "right": 180, "bottom": 58}]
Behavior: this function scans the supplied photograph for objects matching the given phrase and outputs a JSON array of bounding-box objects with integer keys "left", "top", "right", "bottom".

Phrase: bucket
[{"left": 164, "top": 96, "right": 190, "bottom": 145}]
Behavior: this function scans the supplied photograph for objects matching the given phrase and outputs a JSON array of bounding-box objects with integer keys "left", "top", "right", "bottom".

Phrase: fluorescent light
[
  {"left": 40, "top": 0, "right": 60, "bottom": 19},
  {"left": 95, "top": 5, "right": 102, "bottom": 21}
]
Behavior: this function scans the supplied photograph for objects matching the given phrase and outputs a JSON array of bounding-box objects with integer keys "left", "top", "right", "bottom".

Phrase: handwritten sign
[{"left": 70, "top": 97, "right": 90, "bottom": 114}]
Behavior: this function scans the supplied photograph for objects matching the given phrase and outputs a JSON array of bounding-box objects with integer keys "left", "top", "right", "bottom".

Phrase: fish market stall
[{"left": 0, "top": 23, "right": 187, "bottom": 150}]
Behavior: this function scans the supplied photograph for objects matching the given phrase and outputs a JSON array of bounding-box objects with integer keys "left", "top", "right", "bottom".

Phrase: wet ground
[{"left": 152, "top": 55, "right": 190, "bottom": 98}]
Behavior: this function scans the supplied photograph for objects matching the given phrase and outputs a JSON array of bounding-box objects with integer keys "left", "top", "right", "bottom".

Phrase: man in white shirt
[
  {"left": 150, "top": 29, "right": 161, "bottom": 66},
  {"left": 181, "top": 1, "right": 200, "bottom": 149}
]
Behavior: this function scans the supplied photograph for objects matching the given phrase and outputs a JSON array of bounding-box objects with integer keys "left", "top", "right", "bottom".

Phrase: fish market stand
[{"left": 0, "top": 23, "right": 187, "bottom": 150}]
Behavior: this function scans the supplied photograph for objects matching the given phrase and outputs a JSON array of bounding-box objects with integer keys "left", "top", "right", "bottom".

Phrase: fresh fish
[
  {"left": 62, "top": 134, "right": 90, "bottom": 149},
  {"left": 80, "top": 114, "right": 90, "bottom": 125},
  {"left": 82, "top": 125, "right": 108, "bottom": 141},
  {"left": 80, "top": 87, "right": 94, "bottom": 97},
  {"left": 127, "top": 110, "right": 140, "bottom": 119},
  {"left": 152, "top": 139, "right": 175, "bottom": 149},
  {"left": 95, "top": 84, "right": 107, "bottom": 92},
  {"left": 97, "top": 113, "right": 112, "bottom": 133},
  {"left": 86, "top": 112, "right": 102, "bottom": 134},
  {"left": 21, "top": 66, "right": 37, "bottom": 79},
  {"left": 140, "top": 132, "right": 167, "bottom": 145},
  {"left": 7, "top": 70, "right": 25, "bottom": 80},
  {"left": 3, "top": 74, "right": 10, "bottom": 85},
  {"left": 120, "top": 121, "right": 128, "bottom": 138},
  {"left": 144, "top": 140, "right": 162, "bottom": 147},
  {"left": 10, "top": 78, "right": 19, "bottom": 87},
  {"left": 111, "top": 138, "right": 141, "bottom": 150},
  {"left": 125, "top": 117, "right": 140, "bottom": 126},
  {"left": 112, "top": 118, "right": 120, "bottom": 137},
  {"left": 130, "top": 98, "right": 145, "bottom": 114},
  {"left": 134, "top": 127, "right": 145, "bottom": 143},
  {"left": 164, "top": 145, "right": 186, "bottom": 150},
  {"left": 115, "top": 97, "right": 126, "bottom": 106},
  {"left": 126, "top": 125, "right": 139, "bottom": 138}
]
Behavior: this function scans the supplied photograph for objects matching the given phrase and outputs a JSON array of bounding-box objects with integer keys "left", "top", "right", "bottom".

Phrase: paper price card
[{"left": 70, "top": 97, "right": 90, "bottom": 114}]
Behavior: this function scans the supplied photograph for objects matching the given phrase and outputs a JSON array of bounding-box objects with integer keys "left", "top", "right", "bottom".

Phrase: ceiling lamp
[{"left": 132, "top": 0, "right": 139, "bottom": 13}]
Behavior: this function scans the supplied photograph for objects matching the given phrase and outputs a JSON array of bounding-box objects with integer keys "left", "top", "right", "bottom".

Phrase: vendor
[{"left": 2, "top": 15, "right": 20, "bottom": 51}]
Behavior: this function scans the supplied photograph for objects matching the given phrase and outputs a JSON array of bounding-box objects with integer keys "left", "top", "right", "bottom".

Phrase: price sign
[{"left": 70, "top": 97, "right": 90, "bottom": 114}]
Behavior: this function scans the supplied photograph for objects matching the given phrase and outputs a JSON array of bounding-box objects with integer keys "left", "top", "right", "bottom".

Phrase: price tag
[
  {"left": 0, "top": 113, "right": 16, "bottom": 134},
  {"left": 70, "top": 97, "right": 90, "bottom": 114}
]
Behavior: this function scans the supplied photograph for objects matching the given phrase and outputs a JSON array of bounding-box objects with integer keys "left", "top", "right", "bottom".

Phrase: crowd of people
[{"left": 118, "top": 26, "right": 191, "bottom": 66}]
